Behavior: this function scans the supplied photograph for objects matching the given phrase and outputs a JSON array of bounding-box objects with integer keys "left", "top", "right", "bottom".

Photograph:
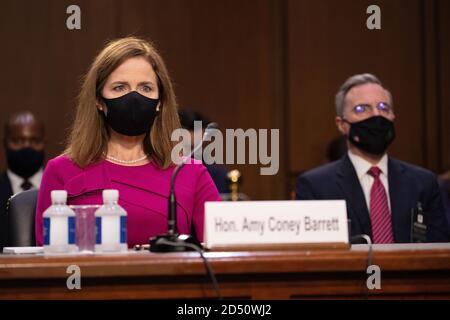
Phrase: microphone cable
[
  {"left": 350, "top": 234, "right": 373, "bottom": 298},
  {"left": 155, "top": 238, "right": 222, "bottom": 299}
]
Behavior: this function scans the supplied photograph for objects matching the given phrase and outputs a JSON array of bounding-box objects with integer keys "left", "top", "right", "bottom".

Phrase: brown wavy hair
[{"left": 65, "top": 37, "right": 180, "bottom": 169}]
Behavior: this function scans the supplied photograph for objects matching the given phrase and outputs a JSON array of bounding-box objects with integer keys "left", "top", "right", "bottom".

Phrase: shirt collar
[
  {"left": 29, "top": 168, "right": 43, "bottom": 188},
  {"left": 7, "top": 168, "right": 43, "bottom": 193},
  {"left": 347, "top": 150, "right": 388, "bottom": 179}
]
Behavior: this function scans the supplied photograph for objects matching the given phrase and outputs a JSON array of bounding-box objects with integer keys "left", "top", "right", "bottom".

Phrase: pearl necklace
[{"left": 106, "top": 154, "right": 148, "bottom": 164}]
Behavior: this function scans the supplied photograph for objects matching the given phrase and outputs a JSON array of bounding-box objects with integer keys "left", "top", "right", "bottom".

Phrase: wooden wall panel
[
  {"left": 287, "top": 0, "right": 425, "bottom": 180},
  {"left": 0, "top": 0, "right": 286, "bottom": 200},
  {"left": 114, "top": 0, "right": 286, "bottom": 199},
  {"left": 0, "top": 0, "right": 118, "bottom": 169},
  {"left": 438, "top": 0, "right": 450, "bottom": 173},
  {"left": 0, "top": 0, "right": 448, "bottom": 200}
]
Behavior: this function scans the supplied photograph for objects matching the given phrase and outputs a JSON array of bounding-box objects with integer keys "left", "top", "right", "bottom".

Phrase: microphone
[{"left": 149, "top": 122, "right": 219, "bottom": 252}]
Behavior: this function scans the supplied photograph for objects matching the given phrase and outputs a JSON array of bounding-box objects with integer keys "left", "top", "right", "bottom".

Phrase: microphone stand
[{"left": 149, "top": 123, "right": 218, "bottom": 252}]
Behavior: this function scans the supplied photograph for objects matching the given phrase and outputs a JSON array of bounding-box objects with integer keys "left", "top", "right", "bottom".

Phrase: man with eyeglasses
[
  {"left": 296, "top": 73, "right": 449, "bottom": 243},
  {"left": 0, "top": 111, "right": 46, "bottom": 250}
]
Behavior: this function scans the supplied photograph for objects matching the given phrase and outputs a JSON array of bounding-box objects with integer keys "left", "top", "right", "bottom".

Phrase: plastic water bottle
[
  {"left": 43, "top": 190, "right": 76, "bottom": 254},
  {"left": 95, "top": 189, "right": 128, "bottom": 252}
]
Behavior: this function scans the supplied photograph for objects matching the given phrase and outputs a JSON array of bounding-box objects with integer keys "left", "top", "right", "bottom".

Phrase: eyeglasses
[{"left": 352, "top": 102, "right": 393, "bottom": 115}]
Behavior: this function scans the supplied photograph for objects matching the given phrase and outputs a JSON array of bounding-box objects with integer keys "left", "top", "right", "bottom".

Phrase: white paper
[{"left": 3, "top": 246, "right": 44, "bottom": 254}]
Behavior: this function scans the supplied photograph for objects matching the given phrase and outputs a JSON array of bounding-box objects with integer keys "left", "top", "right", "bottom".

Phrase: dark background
[{"left": 0, "top": 0, "right": 449, "bottom": 200}]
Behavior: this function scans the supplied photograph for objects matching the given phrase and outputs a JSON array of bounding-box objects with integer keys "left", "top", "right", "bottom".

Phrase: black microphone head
[
  {"left": 206, "top": 122, "right": 219, "bottom": 130},
  {"left": 203, "top": 122, "right": 219, "bottom": 140}
]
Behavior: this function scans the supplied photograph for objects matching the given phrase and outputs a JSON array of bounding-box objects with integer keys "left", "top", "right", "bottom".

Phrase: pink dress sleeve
[
  {"left": 193, "top": 165, "right": 222, "bottom": 242},
  {"left": 35, "top": 158, "right": 65, "bottom": 245}
]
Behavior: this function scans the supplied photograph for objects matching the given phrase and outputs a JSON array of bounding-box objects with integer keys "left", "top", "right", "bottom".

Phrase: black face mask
[
  {"left": 345, "top": 116, "right": 396, "bottom": 155},
  {"left": 102, "top": 91, "right": 159, "bottom": 136},
  {"left": 6, "top": 147, "right": 45, "bottom": 179}
]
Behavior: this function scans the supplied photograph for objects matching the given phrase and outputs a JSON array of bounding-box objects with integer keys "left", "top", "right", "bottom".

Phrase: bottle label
[
  {"left": 43, "top": 217, "right": 50, "bottom": 245},
  {"left": 96, "top": 217, "right": 102, "bottom": 244},
  {"left": 120, "top": 216, "right": 127, "bottom": 244},
  {"left": 68, "top": 216, "right": 76, "bottom": 245}
]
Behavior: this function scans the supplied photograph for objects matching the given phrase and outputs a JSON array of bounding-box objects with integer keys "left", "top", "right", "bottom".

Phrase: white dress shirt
[
  {"left": 347, "top": 151, "right": 391, "bottom": 214},
  {"left": 6, "top": 168, "right": 43, "bottom": 195}
]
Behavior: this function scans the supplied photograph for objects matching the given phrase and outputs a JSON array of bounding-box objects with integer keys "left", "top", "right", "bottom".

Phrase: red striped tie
[{"left": 368, "top": 166, "right": 394, "bottom": 243}]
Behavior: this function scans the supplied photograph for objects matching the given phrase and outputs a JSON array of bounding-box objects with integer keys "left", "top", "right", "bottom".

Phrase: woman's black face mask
[
  {"left": 344, "top": 115, "right": 396, "bottom": 155},
  {"left": 101, "top": 91, "right": 159, "bottom": 136}
]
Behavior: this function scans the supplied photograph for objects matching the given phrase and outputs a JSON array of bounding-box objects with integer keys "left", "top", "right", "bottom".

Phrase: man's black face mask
[
  {"left": 6, "top": 147, "right": 45, "bottom": 178},
  {"left": 344, "top": 116, "right": 396, "bottom": 155}
]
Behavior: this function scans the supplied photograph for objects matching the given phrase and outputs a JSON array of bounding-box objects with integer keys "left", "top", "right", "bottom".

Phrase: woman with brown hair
[{"left": 35, "top": 37, "right": 221, "bottom": 247}]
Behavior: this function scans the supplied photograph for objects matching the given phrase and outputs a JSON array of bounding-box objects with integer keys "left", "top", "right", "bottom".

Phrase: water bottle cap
[
  {"left": 103, "top": 189, "right": 119, "bottom": 203},
  {"left": 51, "top": 190, "right": 67, "bottom": 204}
]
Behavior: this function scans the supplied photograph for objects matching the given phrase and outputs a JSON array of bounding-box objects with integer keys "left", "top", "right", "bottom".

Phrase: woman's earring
[{"left": 98, "top": 106, "right": 106, "bottom": 116}]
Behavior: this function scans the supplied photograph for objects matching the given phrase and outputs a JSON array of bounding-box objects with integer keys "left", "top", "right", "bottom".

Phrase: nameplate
[{"left": 204, "top": 200, "right": 348, "bottom": 249}]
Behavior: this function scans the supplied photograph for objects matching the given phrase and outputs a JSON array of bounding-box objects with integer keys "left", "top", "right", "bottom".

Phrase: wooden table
[{"left": 1, "top": 243, "right": 450, "bottom": 299}]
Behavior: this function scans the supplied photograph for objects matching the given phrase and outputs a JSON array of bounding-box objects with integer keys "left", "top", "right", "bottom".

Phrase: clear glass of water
[{"left": 70, "top": 205, "right": 100, "bottom": 253}]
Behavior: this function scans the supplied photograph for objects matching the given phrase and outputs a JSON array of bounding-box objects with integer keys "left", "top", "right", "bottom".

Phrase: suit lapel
[
  {"left": 0, "top": 172, "right": 13, "bottom": 204},
  {"left": 336, "top": 155, "right": 372, "bottom": 238},
  {"left": 388, "top": 158, "right": 410, "bottom": 242}
]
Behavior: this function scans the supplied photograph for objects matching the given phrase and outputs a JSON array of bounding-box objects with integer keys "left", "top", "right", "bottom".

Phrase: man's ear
[{"left": 335, "top": 116, "right": 347, "bottom": 135}]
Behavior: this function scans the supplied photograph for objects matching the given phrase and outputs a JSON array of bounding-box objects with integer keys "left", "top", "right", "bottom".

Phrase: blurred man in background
[
  {"left": 179, "top": 110, "right": 230, "bottom": 194},
  {"left": 0, "top": 111, "right": 45, "bottom": 249}
]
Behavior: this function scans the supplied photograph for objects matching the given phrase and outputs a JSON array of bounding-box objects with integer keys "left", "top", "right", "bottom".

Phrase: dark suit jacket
[
  {"left": 295, "top": 155, "right": 450, "bottom": 243},
  {"left": 438, "top": 178, "right": 450, "bottom": 230},
  {"left": 205, "top": 164, "right": 230, "bottom": 194},
  {"left": 0, "top": 172, "right": 13, "bottom": 249}
]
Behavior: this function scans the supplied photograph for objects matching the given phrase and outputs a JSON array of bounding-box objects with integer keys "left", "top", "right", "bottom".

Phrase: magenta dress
[{"left": 35, "top": 155, "right": 221, "bottom": 247}]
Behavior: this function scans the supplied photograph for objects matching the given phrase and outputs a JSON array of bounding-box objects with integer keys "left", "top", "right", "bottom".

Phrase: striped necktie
[{"left": 368, "top": 166, "right": 394, "bottom": 243}]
